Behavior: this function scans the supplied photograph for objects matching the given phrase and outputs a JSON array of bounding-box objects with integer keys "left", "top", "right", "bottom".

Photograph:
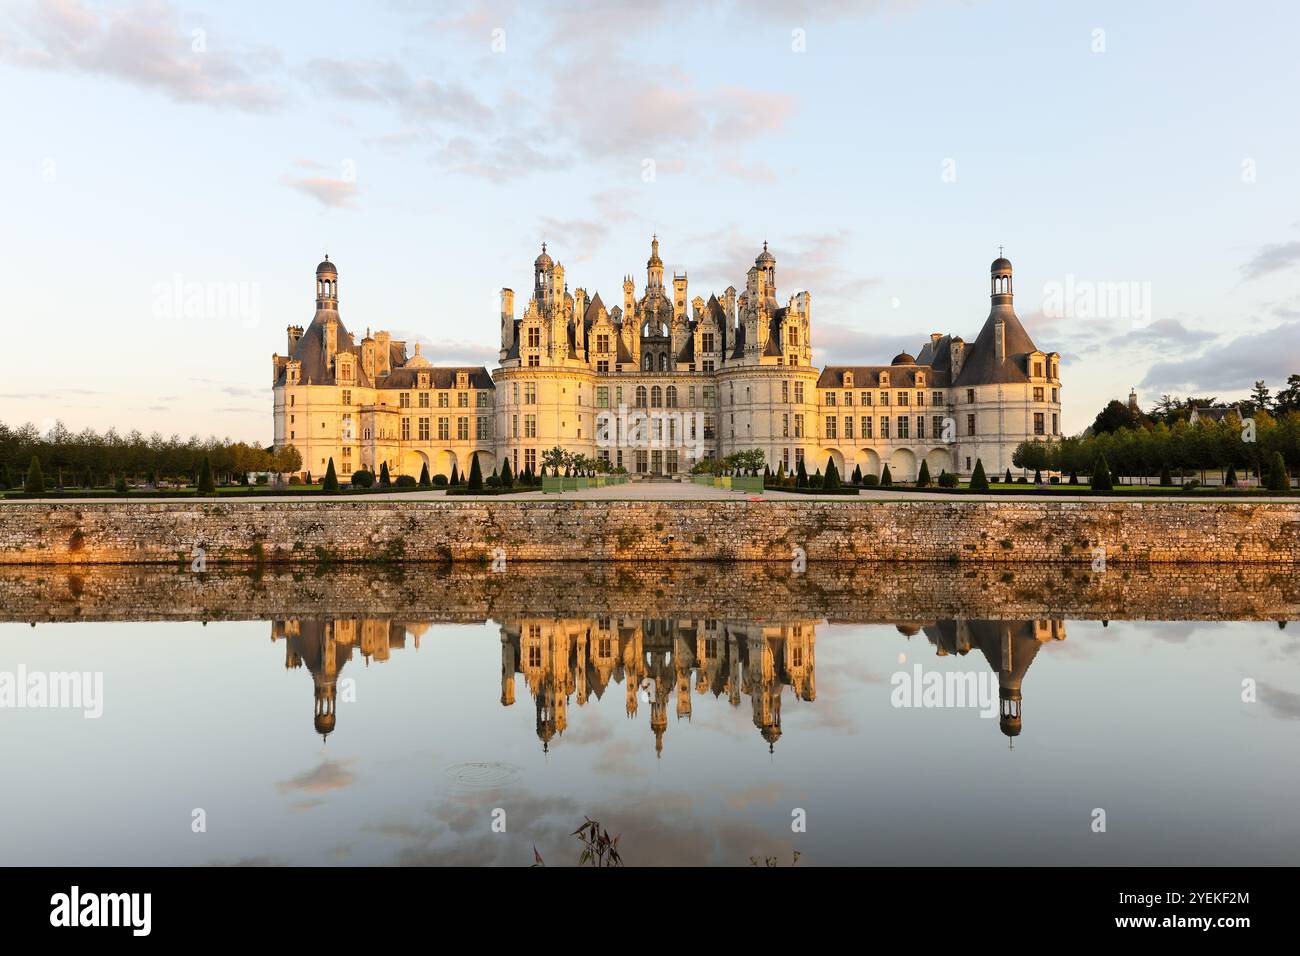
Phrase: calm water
[{"left": 1, "top": 564, "right": 1297, "bottom": 866}]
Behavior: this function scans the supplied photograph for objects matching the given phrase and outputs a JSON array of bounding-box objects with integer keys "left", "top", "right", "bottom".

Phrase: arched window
[
  {"left": 659, "top": 353, "right": 668, "bottom": 372},
  {"left": 644, "top": 354, "right": 653, "bottom": 371},
  {"left": 635, "top": 386, "right": 647, "bottom": 407},
  {"left": 665, "top": 385, "right": 677, "bottom": 407},
  {"left": 651, "top": 386, "right": 663, "bottom": 408}
]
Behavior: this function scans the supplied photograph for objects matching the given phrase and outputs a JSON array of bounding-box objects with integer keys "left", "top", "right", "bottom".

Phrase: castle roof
[{"left": 952, "top": 303, "right": 1041, "bottom": 387}]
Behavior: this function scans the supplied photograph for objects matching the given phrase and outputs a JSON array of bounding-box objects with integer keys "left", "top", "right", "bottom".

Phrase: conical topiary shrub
[
  {"left": 500, "top": 457, "right": 514, "bottom": 488},
  {"left": 419, "top": 462, "right": 431, "bottom": 488},
  {"left": 197, "top": 456, "right": 216, "bottom": 495},
  {"left": 24, "top": 455, "right": 45, "bottom": 494},
  {"left": 1266, "top": 452, "right": 1290, "bottom": 491},
  {"left": 379, "top": 462, "right": 391, "bottom": 487},
  {"left": 969, "top": 459, "right": 988, "bottom": 491},
  {"left": 1091, "top": 455, "right": 1113, "bottom": 491},
  {"left": 796, "top": 457, "right": 808, "bottom": 488},
  {"left": 917, "top": 460, "right": 931, "bottom": 488},
  {"left": 1004, "top": 468, "right": 1013, "bottom": 484},
  {"left": 1225, "top": 464, "right": 1237, "bottom": 488},
  {"left": 823, "top": 456, "right": 840, "bottom": 490},
  {"left": 468, "top": 452, "right": 483, "bottom": 491},
  {"left": 450, "top": 462, "right": 460, "bottom": 485},
  {"left": 851, "top": 464, "right": 862, "bottom": 485},
  {"left": 881, "top": 464, "right": 893, "bottom": 487},
  {"left": 323, "top": 458, "right": 339, "bottom": 493}
]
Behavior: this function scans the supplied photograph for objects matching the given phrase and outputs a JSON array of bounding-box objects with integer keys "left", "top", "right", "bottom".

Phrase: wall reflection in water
[{"left": 273, "top": 614, "right": 1064, "bottom": 750}]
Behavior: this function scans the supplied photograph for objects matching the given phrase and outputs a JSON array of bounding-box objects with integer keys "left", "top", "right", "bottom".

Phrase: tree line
[
  {"left": 0, "top": 420, "right": 301, "bottom": 488},
  {"left": 1015, "top": 408, "right": 1300, "bottom": 484}
]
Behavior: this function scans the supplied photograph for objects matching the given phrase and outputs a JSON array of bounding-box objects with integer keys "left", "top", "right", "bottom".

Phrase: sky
[{"left": 1, "top": 0, "right": 1298, "bottom": 444}]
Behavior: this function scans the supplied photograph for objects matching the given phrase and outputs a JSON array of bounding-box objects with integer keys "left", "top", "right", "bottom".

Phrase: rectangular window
[
  {"left": 596, "top": 334, "right": 610, "bottom": 352},
  {"left": 898, "top": 391, "right": 909, "bottom": 407},
  {"left": 477, "top": 416, "right": 489, "bottom": 440},
  {"left": 418, "top": 417, "right": 430, "bottom": 441},
  {"left": 418, "top": 392, "right": 429, "bottom": 408},
  {"left": 782, "top": 381, "right": 790, "bottom": 403},
  {"left": 1034, "top": 412, "right": 1045, "bottom": 435},
  {"left": 844, "top": 417, "right": 854, "bottom": 439},
  {"left": 844, "top": 391, "right": 853, "bottom": 406},
  {"left": 794, "top": 414, "right": 804, "bottom": 438},
  {"left": 916, "top": 416, "right": 924, "bottom": 439},
  {"left": 933, "top": 416, "right": 944, "bottom": 439},
  {"left": 525, "top": 415, "right": 537, "bottom": 438},
  {"left": 861, "top": 416, "right": 873, "bottom": 439},
  {"left": 967, "top": 414, "right": 976, "bottom": 436},
  {"left": 525, "top": 448, "right": 536, "bottom": 472},
  {"left": 527, "top": 327, "right": 540, "bottom": 348},
  {"left": 794, "top": 382, "right": 804, "bottom": 403},
  {"left": 438, "top": 392, "right": 449, "bottom": 408},
  {"left": 967, "top": 389, "right": 975, "bottom": 404},
  {"left": 897, "top": 415, "right": 909, "bottom": 439},
  {"left": 702, "top": 332, "right": 715, "bottom": 352},
  {"left": 795, "top": 448, "right": 805, "bottom": 466},
  {"left": 457, "top": 417, "right": 469, "bottom": 441},
  {"left": 512, "top": 414, "right": 519, "bottom": 439},
  {"left": 401, "top": 417, "right": 410, "bottom": 440},
  {"left": 438, "top": 417, "right": 449, "bottom": 440},
  {"left": 1034, "top": 361, "right": 1043, "bottom": 377},
  {"left": 916, "top": 391, "right": 925, "bottom": 406},
  {"left": 782, "top": 413, "right": 790, "bottom": 438},
  {"left": 597, "top": 386, "right": 610, "bottom": 408},
  {"left": 596, "top": 360, "right": 609, "bottom": 374},
  {"left": 524, "top": 383, "right": 537, "bottom": 404},
  {"left": 528, "top": 355, "right": 540, "bottom": 367},
  {"left": 702, "top": 360, "right": 714, "bottom": 372},
  {"left": 826, "top": 416, "right": 837, "bottom": 439},
  {"left": 880, "top": 417, "right": 890, "bottom": 439},
  {"left": 1052, "top": 413, "right": 1059, "bottom": 435},
  {"left": 825, "top": 392, "right": 837, "bottom": 407},
  {"left": 477, "top": 392, "right": 489, "bottom": 407},
  {"left": 399, "top": 392, "right": 410, "bottom": 408},
  {"left": 703, "top": 385, "right": 715, "bottom": 404},
  {"left": 880, "top": 392, "right": 890, "bottom": 406},
  {"left": 342, "top": 389, "right": 352, "bottom": 405},
  {"left": 457, "top": 392, "right": 469, "bottom": 408},
  {"left": 933, "top": 391, "right": 943, "bottom": 406},
  {"left": 1033, "top": 387, "right": 1045, "bottom": 402}
]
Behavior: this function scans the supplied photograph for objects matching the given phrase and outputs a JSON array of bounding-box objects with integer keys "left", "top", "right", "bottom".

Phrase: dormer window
[
  {"left": 457, "top": 372, "right": 468, "bottom": 389},
  {"left": 843, "top": 372, "right": 854, "bottom": 388}
]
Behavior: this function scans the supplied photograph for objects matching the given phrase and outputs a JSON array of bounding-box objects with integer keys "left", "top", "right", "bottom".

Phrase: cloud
[
  {"left": 1141, "top": 320, "right": 1300, "bottom": 393},
  {"left": 301, "top": 57, "right": 490, "bottom": 127},
  {"left": 0, "top": 0, "right": 283, "bottom": 112},
  {"left": 1241, "top": 241, "right": 1300, "bottom": 281},
  {"left": 276, "top": 758, "right": 357, "bottom": 795},
  {"left": 281, "top": 172, "right": 357, "bottom": 208},
  {"left": 430, "top": 133, "right": 562, "bottom": 184},
  {"left": 719, "top": 158, "right": 779, "bottom": 184},
  {"left": 1258, "top": 682, "right": 1300, "bottom": 721}
]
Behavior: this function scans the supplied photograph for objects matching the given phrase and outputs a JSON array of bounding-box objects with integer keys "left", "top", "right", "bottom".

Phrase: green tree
[
  {"left": 197, "top": 456, "right": 216, "bottom": 495},
  {"left": 917, "top": 460, "right": 931, "bottom": 487},
  {"left": 114, "top": 473, "right": 128, "bottom": 494},
  {"left": 468, "top": 452, "right": 483, "bottom": 490},
  {"left": 1091, "top": 454, "right": 1114, "bottom": 491},
  {"left": 969, "top": 459, "right": 988, "bottom": 491},
  {"left": 450, "top": 462, "right": 460, "bottom": 485},
  {"left": 822, "top": 456, "right": 840, "bottom": 490},
  {"left": 81, "top": 466, "right": 94, "bottom": 489},
  {"left": 500, "top": 457, "right": 514, "bottom": 488},
  {"left": 418, "top": 462, "right": 431, "bottom": 488},
  {"left": 1159, "top": 464, "right": 1172, "bottom": 486},
  {"left": 323, "top": 458, "right": 339, "bottom": 493},
  {"left": 0, "top": 463, "right": 9, "bottom": 489},
  {"left": 796, "top": 457, "right": 808, "bottom": 488},
  {"left": 881, "top": 464, "right": 893, "bottom": 487},
  {"left": 1004, "top": 468, "right": 1013, "bottom": 484},
  {"left": 1225, "top": 464, "right": 1237, "bottom": 487},
  {"left": 379, "top": 462, "right": 391, "bottom": 487},
  {"left": 24, "top": 455, "right": 45, "bottom": 494},
  {"left": 851, "top": 464, "right": 862, "bottom": 485}
]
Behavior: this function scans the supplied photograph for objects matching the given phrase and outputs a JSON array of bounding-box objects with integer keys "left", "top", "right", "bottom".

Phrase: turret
[{"left": 500, "top": 287, "right": 515, "bottom": 355}]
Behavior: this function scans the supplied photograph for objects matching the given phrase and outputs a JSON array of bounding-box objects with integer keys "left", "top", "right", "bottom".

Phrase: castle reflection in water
[{"left": 271, "top": 615, "right": 1065, "bottom": 750}]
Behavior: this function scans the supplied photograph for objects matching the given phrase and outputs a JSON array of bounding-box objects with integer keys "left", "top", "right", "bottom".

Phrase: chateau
[{"left": 272, "top": 240, "right": 1062, "bottom": 480}]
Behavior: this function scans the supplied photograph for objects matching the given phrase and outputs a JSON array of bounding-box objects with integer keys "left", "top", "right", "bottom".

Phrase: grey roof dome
[
  {"left": 755, "top": 241, "right": 775, "bottom": 267},
  {"left": 534, "top": 243, "right": 553, "bottom": 269},
  {"left": 990, "top": 256, "right": 1012, "bottom": 273},
  {"left": 316, "top": 256, "right": 337, "bottom": 276},
  {"left": 891, "top": 352, "right": 916, "bottom": 365}
]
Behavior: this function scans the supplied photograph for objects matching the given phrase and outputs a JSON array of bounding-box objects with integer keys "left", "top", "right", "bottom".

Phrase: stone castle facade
[{"left": 272, "top": 240, "right": 1062, "bottom": 480}]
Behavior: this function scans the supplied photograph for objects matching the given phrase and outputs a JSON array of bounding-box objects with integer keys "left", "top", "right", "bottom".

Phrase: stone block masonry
[{"left": 1, "top": 499, "right": 1298, "bottom": 565}]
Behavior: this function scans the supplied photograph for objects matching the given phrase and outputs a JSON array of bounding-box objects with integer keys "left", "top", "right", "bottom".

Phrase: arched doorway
[
  {"left": 888, "top": 448, "right": 917, "bottom": 482},
  {"left": 433, "top": 449, "right": 458, "bottom": 482},
  {"left": 401, "top": 449, "right": 430, "bottom": 479},
  {"left": 854, "top": 448, "right": 882, "bottom": 479}
]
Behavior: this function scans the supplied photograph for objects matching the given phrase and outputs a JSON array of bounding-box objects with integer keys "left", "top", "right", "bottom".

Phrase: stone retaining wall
[{"left": 1, "top": 498, "right": 1298, "bottom": 565}]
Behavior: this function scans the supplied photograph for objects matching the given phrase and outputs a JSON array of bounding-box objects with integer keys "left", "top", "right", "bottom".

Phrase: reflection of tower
[
  {"left": 499, "top": 626, "right": 517, "bottom": 707},
  {"left": 920, "top": 619, "right": 1066, "bottom": 740},
  {"left": 271, "top": 616, "right": 416, "bottom": 740}
]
